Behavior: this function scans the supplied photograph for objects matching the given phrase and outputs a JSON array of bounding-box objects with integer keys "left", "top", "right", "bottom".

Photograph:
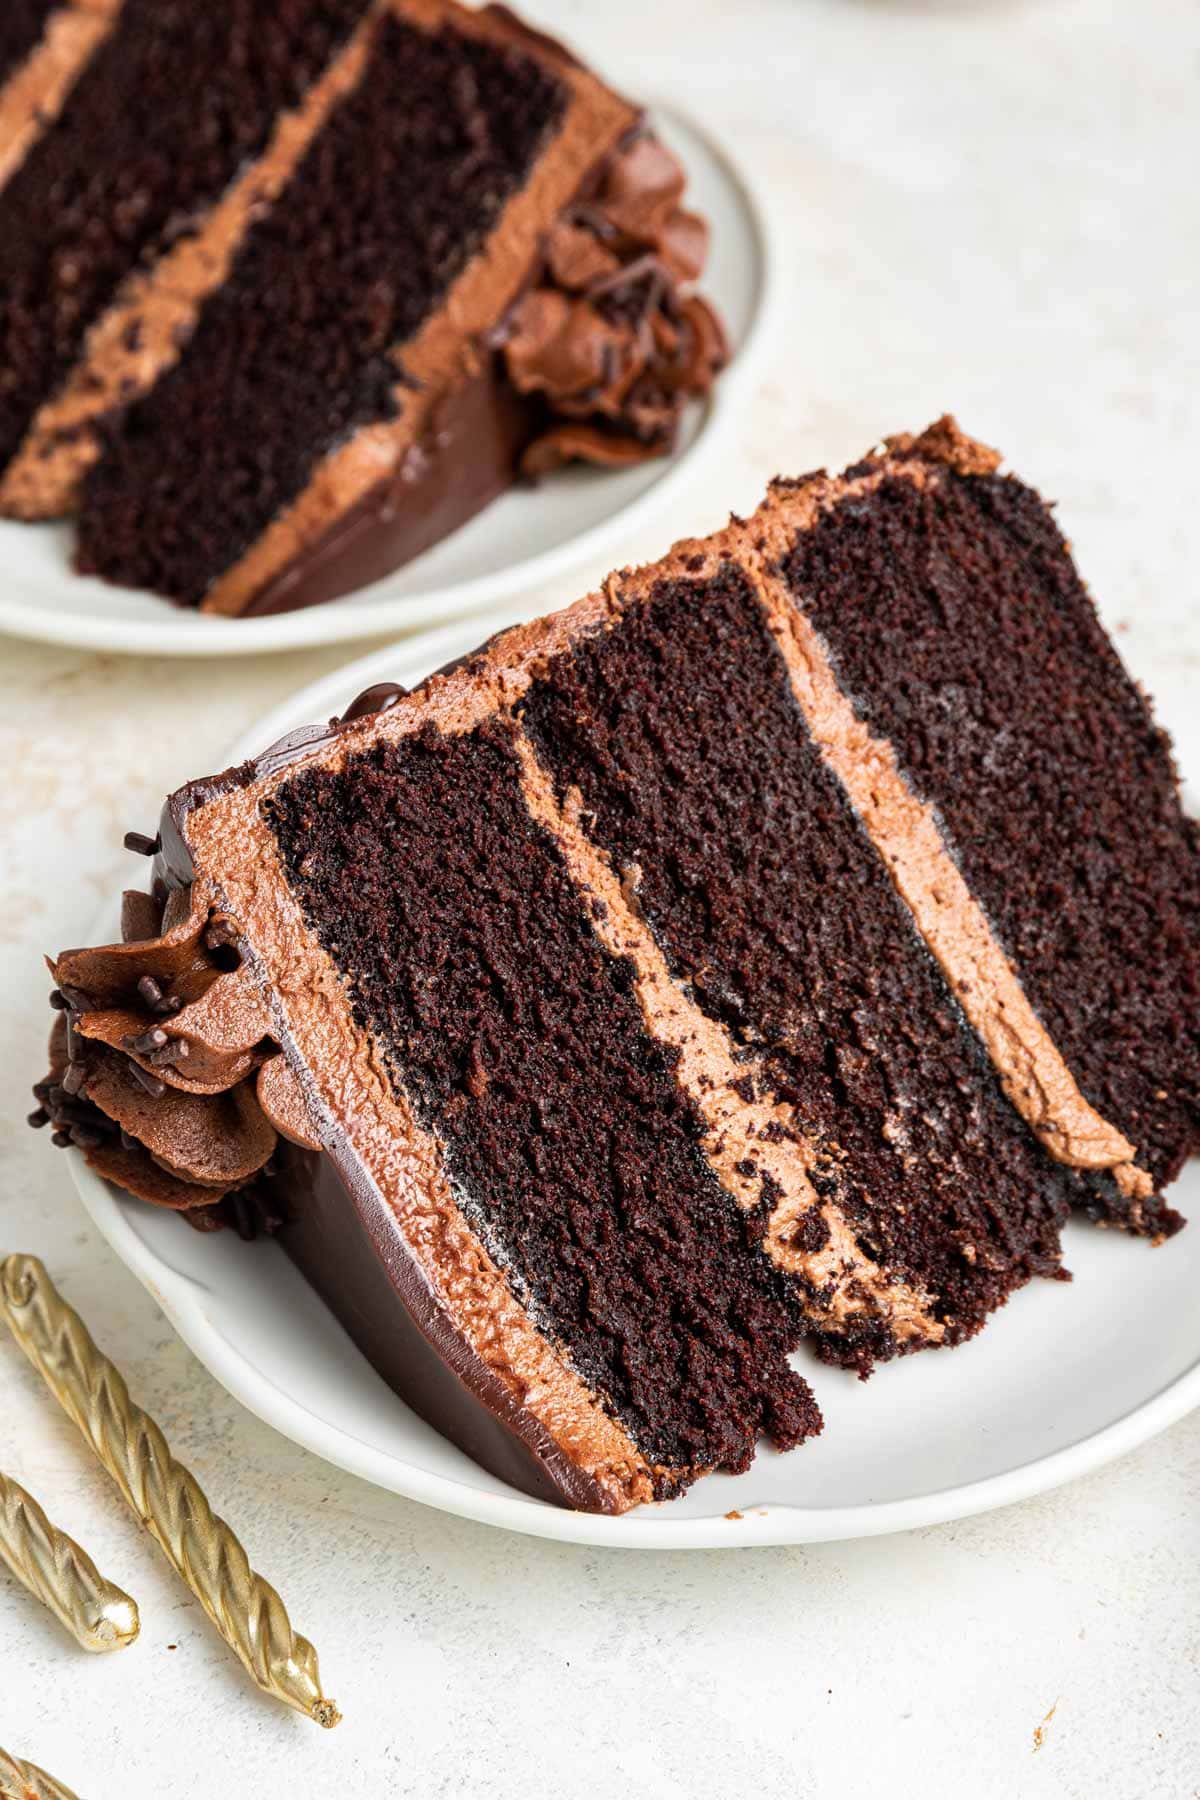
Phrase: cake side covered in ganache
[
  {"left": 0, "top": 0, "right": 726, "bottom": 616},
  {"left": 32, "top": 421, "right": 1200, "bottom": 1512}
]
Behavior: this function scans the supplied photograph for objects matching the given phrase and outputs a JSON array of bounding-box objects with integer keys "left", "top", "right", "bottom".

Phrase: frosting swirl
[
  {"left": 32, "top": 878, "right": 318, "bottom": 1231},
  {"left": 498, "top": 131, "right": 728, "bottom": 475}
]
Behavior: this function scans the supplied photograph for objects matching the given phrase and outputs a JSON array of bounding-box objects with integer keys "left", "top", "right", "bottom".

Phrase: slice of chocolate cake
[
  {"left": 34, "top": 421, "right": 1198, "bottom": 1512},
  {"left": 0, "top": 0, "right": 725, "bottom": 616}
]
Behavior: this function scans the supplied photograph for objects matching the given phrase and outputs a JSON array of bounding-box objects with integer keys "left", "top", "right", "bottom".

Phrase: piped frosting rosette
[
  {"left": 32, "top": 878, "right": 318, "bottom": 1236},
  {"left": 499, "top": 130, "right": 729, "bottom": 474}
]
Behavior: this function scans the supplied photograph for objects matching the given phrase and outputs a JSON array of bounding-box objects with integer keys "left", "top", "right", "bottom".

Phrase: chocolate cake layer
[
  {"left": 0, "top": 0, "right": 373, "bottom": 480},
  {"left": 781, "top": 457, "right": 1200, "bottom": 1193},
  {"left": 268, "top": 1134, "right": 627, "bottom": 1510},
  {"left": 265, "top": 721, "right": 818, "bottom": 1479},
  {"left": 511, "top": 724, "right": 944, "bottom": 1369},
  {"left": 522, "top": 562, "right": 1089, "bottom": 1342}
]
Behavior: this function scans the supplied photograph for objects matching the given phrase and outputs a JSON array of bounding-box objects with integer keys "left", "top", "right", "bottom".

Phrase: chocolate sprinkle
[
  {"left": 128, "top": 1064, "right": 166, "bottom": 1099},
  {"left": 203, "top": 916, "right": 240, "bottom": 950},
  {"left": 123, "top": 831, "right": 162, "bottom": 857},
  {"left": 136, "top": 974, "right": 183, "bottom": 1017}
]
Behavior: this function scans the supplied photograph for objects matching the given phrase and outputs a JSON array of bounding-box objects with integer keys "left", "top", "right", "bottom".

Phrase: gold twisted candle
[
  {"left": 1, "top": 1255, "right": 340, "bottom": 1728},
  {"left": 0, "top": 1466, "right": 139, "bottom": 1652},
  {"left": 0, "top": 1745, "right": 83, "bottom": 1800}
]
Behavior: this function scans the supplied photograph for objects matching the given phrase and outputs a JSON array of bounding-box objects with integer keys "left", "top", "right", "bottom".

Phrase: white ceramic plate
[
  {"left": 0, "top": 106, "right": 769, "bottom": 660},
  {"left": 70, "top": 627, "right": 1200, "bottom": 1545}
]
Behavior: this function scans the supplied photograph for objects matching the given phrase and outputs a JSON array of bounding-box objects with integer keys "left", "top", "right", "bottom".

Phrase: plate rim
[
  {"left": 69, "top": 625, "right": 1200, "bottom": 1548},
  {"left": 0, "top": 100, "right": 775, "bottom": 661}
]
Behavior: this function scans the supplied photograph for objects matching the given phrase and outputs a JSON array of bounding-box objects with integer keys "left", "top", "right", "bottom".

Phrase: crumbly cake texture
[
  {"left": 0, "top": 0, "right": 373, "bottom": 476},
  {"left": 0, "top": 0, "right": 726, "bottom": 616},
  {"left": 783, "top": 457, "right": 1200, "bottom": 1192},
  {"left": 34, "top": 421, "right": 1198, "bottom": 1512},
  {"left": 266, "top": 723, "right": 817, "bottom": 1477}
]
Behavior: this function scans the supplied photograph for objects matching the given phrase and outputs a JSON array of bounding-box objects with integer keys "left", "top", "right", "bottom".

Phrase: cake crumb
[
  {"left": 725, "top": 1509, "right": 742, "bottom": 1520},
  {"left": 1032, "top": 1699, "right": 1059, "bottom": 1752}
]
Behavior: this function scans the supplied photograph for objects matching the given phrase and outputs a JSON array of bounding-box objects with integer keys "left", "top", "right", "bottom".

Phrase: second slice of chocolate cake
[
  {"left": 35, "top": 420, "right": 1198, "bottom": 1513},
  {"left": 0, "top": 0, "right": 725, "bottom": 615}
]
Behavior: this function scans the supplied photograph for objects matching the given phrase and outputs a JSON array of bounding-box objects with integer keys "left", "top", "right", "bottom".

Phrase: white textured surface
[{"left": 1, "top": 0, "right": 1198, "bottom": 1793}]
